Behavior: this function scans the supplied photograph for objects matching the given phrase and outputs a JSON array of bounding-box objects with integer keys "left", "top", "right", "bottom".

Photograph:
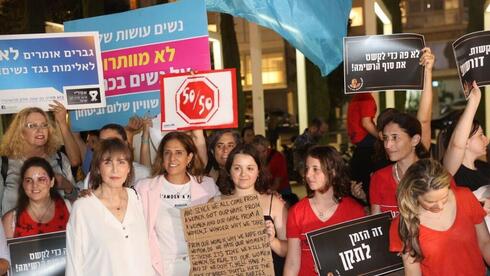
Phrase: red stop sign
[{"left": 175, "top": 76, "right": 219, "bottom": 124}]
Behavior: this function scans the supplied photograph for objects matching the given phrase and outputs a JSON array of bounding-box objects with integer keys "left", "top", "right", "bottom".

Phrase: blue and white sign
[{"left": 0, "top": 32, "right": 105, "bottom": 113}]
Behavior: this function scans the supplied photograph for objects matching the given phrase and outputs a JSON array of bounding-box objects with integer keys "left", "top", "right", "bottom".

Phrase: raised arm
[
  {"left": 190, "top": 129, "right": 208, "bottom": 166},
  {"left": 417, "top": 47, "right": 435, "bottom": 150},
  {"left": 443, "top": 82, "right": 481, "bottom": 175},
  {"left": 139, "top": 117, "right": 152, "bottom": 167},
  {"left": 49, "top": 101, "right": 81, "bottom": 167}
]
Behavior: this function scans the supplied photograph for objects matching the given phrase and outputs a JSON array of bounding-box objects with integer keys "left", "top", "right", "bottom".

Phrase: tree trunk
[{"left": 220, "top": 13, "right": 246, "bottom": 127}]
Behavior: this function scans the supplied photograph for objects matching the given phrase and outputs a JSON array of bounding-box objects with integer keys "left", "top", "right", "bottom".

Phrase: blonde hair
[
  {"left": 0, "top": 107, "right": 62, "bottom": 159},
  {"left": 397, "top": 159, "right": 451, "bottom": 261}
]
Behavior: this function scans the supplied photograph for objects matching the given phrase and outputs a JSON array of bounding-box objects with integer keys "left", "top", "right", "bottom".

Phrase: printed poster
[
  {"left": 7, "top": 231, "right": 66, "bottom": 276},
  {"left": 344, "top": 33, "right": 425, "bottom": 94},
  {"left": 64, "top": 0, "right": 211, "bottom": 131},
  {"left": 306, "top": 212, "right": 403, "bottom": 276},
  {"left": 160, "top": 69, "right": 238, "bottom": 131},
  {"left": 453, "top": 30, "right": 490, "bottom": 98},
  {"left": 0, "top": 32, "right": 104, "bottom": 113}
]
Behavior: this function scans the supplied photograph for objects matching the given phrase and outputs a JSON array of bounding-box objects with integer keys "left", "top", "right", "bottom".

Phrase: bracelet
[{"left": 141, "top": 139, "right": 150, "bottom": 145}]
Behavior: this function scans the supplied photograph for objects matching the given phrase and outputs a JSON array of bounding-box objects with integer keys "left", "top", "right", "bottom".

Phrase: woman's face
[
  {"left": 22, "top": 112, "right": 49, "bottom": 148},
  {"left": 214, "top": 133, "right": 237, "bottom": 167},
  {"left": 467, "top": 126, "right": 488, "bottom": 158},
  {"left": 242, "top": 129, "right": 255, "bottom": 144},
  {"left": 418, "top": 187, "right": 450, "bottom": 213},
  {"left": 22, "top": 166, "right": 53, "bottom": 202},
  {"left": 382, "top": 122, "right": 418, "bottom": 162},
  {"left": 305, "top": 156, "right": 328, "bottom": 193},
  {"left": 99, "top": 152, "right": 131, "bottom": 188},
  {"left": 230, "top": 153, "right": 259, "bottom": 191},
  {"left": 163, "top": 139, "right": 193, "bottom": 177}
]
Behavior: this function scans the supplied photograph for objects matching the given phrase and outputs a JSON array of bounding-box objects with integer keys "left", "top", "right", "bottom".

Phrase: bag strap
[{"left": 1, "top": 156, "right": 8, "bottom": 186}]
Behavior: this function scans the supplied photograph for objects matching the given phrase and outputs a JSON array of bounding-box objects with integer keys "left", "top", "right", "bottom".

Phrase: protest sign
[
  {"left": 0, "top": 32, "right": 104, "bottom": 113},
  {"left": 64, "top": 0, "right": 211, "bottom": 131},
  {"left": 453, "top": 30, "right": 490, "bottom": 98},
  {"left": 160, "top": 69, "right": 238, "bottom": 130},
  {"left": 7, "top": 231, "right": 66, "bottom": 276},
  {"left": 306, "top": 212, "right": 402, "bottom": 276},
  {"left": 181, "top": 194, "right": 274, "bottom": 276},
  {"left": 344, "top": 33, "right": 425, "bottom": 94}
]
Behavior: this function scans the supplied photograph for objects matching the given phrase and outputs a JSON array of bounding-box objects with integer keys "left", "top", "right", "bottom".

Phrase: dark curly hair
[
  {"left": 152, "top": 132, "right": 204, "bottom": 180},
  {"left": 218, "top": 144, "right": 271, "bottom": 195},
  {"left": 304, "top": 146, "right": 350, "bottom": 201}
]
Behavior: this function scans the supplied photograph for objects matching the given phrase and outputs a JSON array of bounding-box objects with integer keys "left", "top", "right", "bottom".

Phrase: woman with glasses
[
  {"left": 0, "top": 107, "right": 77, "bottom": 216},
  {"left": 2, "top": 157, "right": 70, "bottom": 238}
]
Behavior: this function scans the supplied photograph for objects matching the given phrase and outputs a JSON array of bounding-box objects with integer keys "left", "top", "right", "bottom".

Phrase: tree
[{"left": 220, "top": 14, "right": 246, "bottom": 127}]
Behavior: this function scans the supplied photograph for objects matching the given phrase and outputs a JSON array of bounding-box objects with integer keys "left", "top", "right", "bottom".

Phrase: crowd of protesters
[{"left": 0, "top": 46, "right": 485, "bottom": 276}]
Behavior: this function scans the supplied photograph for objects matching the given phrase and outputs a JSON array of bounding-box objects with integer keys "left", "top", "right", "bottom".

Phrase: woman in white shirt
[
  {"left": 66, "top": 138, "right": 153, "bottom": 276},
  {"left": 135, "top": 131, "right": 220, "bottom": 276}
]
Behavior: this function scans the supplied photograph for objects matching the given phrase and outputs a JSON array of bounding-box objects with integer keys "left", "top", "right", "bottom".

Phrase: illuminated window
[{"left": 241, "top": 53, "right": 286, "bottom": 90}]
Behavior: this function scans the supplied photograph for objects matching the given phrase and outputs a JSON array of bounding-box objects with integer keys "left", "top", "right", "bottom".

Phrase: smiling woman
[
  {"left": 135, "top": 131, "right": 220, "bottom": 276},
  {"left": 1, "top": 157, "right": 69, "bottom": 238},
  {"left": 66, "top": 138, "right": 153, "bottom": 276},
  {"left": 0, "top": 107, "right": 77, "bottom": 216},
  {"left": 218, "top": 144, "right": 288, "bottom": 275}
]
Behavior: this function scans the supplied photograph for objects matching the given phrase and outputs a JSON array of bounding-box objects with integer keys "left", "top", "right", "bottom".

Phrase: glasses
[{"left": 24, "top": 122, "right": 49, "bottom": 130}]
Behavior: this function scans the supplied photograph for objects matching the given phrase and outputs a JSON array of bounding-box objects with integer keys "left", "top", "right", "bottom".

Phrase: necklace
[
  {"left": 394, "top": 163, "right": 401, "bottom": 183},
  {"left": 312, "top": 198, "right": 337, "bottom": 220},
  {"left": 28, "top": 199, "right": 54, "bottom": 224},
  {"left": 168, "top": 182, "right": 189, "bottom": 196}
]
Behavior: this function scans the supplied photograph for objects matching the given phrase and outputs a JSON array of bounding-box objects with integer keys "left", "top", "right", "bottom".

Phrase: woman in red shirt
[
  {"left": 284, "top": 146, "right": 365, "bottom": 276},
  {"left": 390, "top": 159, "right": 490, "bottom": 275},
  {"left": 2, "top": 157, "right": 69, "bottom": 238}
]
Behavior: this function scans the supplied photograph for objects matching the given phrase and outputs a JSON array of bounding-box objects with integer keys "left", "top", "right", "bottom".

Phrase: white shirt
[
  {"left": 155, "top": 178, "right": 191, "bottom": 258},
  {"left": 66, "top": 188, "right": 153, "bottom": 276}
]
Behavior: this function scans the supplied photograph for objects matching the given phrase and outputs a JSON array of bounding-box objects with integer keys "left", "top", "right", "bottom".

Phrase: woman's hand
[
  {"left": 54, "top": 174, "right": 74, "bottom": 194},
  {"left": 265, "top": 220, "right": 276, "bottom": 243},
  {"left": 351, "top": 181, "right": 367, "bottom": 202},
  {"left": 420, "top": 47, "right": 435, "bottom": 71},
  {"left": 78, "top": 188, "right": 94, "bottom": 198},
  {"left": 49, "top": 100, "right": 68, "bottom": 125},
  {"left": 483, "top": 198, "right": 490, "bottom": 216}
]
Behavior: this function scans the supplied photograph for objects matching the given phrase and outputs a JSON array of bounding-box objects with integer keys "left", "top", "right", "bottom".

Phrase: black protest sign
[
  {"left": 306, "top": 212, "right": 402, "bottom": 276},
  {"left": 453, "top": 30, "right": 490, "bottom": 98},
  {"left": 344, "top": 33, "right": 425, "bottom": 94},
  {"left": 7, "top": 231, "right": 66, "bottom": 276}
]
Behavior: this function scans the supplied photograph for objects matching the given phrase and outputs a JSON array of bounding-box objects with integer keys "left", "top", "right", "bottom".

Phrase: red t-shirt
[
  {"left": 14, "top": 197, "right": 69, "bottom": 238},
  {"left": 287, "top": 196, "right": 365, "bottom": 276},
  {"left": 267, "top": 149, "right": 290, "bottom": 192},
  {"left": 347, "top": 93, "right": 377, "bottom": 144},
  {"left": 389, "top": 187, "right": 486, "bottom": 276},
  {"left": 370, "top": 165, "right": 458, "bottom": 215},
  {"left": 370, "top": 165, "right": 399, "bottom": 214}
]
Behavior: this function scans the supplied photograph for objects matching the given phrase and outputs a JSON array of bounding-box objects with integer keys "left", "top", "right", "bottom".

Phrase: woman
[
  {"left": 135, "top": 132, "right": 220, "bottom": 276},
  {"left": 284, "top": 146, "right": 365, "bottom": 276},
  {"left": 219, "top": 144, "right": 288, "bottom": 275},
  {"left": 0, "top": 107, "right": 77, "bottom": 215},
  {"left": 2, "top": 157, "right": 70, "bottom": 238},
  {"left": 442, "top": 82, "right": 490, "bottom": 192},
  {"left": 370, "top": 112, "right": 430, "bottom": 214},
  {"left": 205, "top": 129, "right": 241, "bottom": 182},
  {"left": 390, "top": 159, "right": 490, "bottom": 275},
  {"left": 66, "top": 139, "right": 152, "bottom": 276},
  {"left": 369, "top": 48, "right": 435, "bottom": 215}
]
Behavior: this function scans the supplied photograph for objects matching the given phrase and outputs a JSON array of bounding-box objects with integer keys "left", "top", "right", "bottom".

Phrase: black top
[{"left": 454, "top": 160, "right": 490, "bottom": 191}]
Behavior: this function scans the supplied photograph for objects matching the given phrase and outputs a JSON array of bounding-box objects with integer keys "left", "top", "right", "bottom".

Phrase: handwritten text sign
[{"left": 182, "top": 195, "right": 274, "bottom": 276}]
